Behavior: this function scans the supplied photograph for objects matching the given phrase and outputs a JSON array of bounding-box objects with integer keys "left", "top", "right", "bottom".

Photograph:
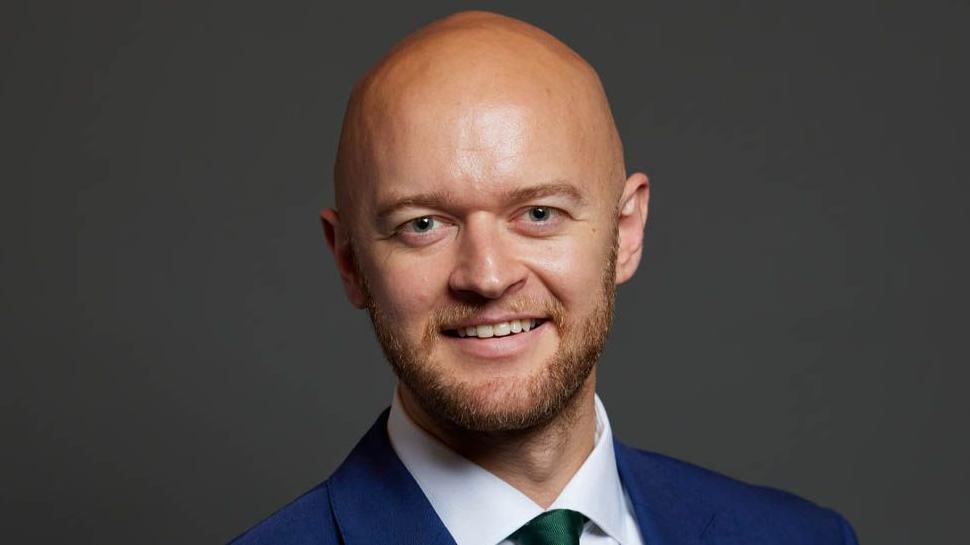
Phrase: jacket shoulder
[
  {"left": 227, "top": 480, "right": 340, "bottom": 545},
  {"left": 618, "top": 444, "right": 858, "bottom": 544}
]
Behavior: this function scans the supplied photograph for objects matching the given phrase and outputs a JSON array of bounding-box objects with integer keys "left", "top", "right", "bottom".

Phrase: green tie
[{"left": 507, "top": 509, "right": 588, "bottom": 545}]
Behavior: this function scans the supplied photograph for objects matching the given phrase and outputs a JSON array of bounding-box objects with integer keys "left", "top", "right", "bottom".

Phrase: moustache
[{"left": 427, "top": 297, "right": 567, "bottom": 333}]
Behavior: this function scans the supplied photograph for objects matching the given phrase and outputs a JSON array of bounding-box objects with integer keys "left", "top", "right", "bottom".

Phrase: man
[{"left": 231, "top": 10, "right": 858, "bottom": 545}]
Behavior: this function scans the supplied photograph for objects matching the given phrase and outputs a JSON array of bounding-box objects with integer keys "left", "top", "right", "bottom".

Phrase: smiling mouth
[{"left": 443, "top": 319, "right": 546, "bottom": 339}]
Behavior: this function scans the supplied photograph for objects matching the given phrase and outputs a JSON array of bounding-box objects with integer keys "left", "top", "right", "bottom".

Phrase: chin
[
  {"left": 417, "top": 359, "right": 574, "bottom": 433},
  {"left": 458, "top": 373, "right": 537, "bottom": 408}
]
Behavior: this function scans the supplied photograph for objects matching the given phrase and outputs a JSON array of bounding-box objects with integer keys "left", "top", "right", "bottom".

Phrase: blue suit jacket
[{"left": 230, "top": 410, "right": 858, "bottom": 544}]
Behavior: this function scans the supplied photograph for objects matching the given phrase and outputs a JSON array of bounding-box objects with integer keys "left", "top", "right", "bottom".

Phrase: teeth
[{"left": 452, "top": 319, "right": 541, "bottom": 338}]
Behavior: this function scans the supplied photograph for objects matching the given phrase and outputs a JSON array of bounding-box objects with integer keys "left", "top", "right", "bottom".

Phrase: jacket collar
[
  {"left": 327, "top": 409, "right": 457, "bottom": 545},
  {"left": 327, "top": 409, "right": 717, "bottom": 545},
  {"left": 614, "top": 440, "right": 719, "bottom": 545}
]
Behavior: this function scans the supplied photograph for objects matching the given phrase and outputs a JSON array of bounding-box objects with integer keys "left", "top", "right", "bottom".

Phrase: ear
[
  {"left": 320, "top": 208, "right": 369, "bottom": 308},
  {"left": 614, "top": 172, "right": 650, "bottom": 285}
]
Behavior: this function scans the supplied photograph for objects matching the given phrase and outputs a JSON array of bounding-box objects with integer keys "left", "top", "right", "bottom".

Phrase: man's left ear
[{"left": 614, "top": 172, "right": 650, "bottom": 285}]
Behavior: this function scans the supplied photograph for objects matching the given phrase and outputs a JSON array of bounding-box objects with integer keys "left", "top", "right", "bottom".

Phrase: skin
[{"left": 322, "top": 11, "right": 649, "bottom": 507}]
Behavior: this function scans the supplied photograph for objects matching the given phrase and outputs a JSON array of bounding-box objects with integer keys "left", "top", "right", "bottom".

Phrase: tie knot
[{"left": 508, "top": 509, "right": 588, "bottom": 545}]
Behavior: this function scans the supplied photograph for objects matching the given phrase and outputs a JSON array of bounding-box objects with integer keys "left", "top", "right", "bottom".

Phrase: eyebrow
[
  {"left": 508, "top": 182, "right": 585, "bottom": 206},
  {"left": 375, "top": 182, "right": 586, "bottom": 219}
]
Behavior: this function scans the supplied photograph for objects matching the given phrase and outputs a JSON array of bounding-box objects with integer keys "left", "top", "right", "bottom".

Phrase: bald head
[
  {"left": 321, "top": 11, "right": 650, "bottom": 442},
  {"left": 333, "top": 11, "right": 626, "bottom": 225}
]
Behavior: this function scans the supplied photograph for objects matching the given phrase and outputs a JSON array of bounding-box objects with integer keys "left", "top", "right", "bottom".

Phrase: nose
[{"left": 448, "top": 214, "right": 527, "bottom": 301}]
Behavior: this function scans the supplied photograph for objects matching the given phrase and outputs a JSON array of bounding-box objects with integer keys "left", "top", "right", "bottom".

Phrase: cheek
[
  {"left": 363, "top": 250, "right": 450, "bottom": 321},
  {"left": 522, "top": 230, "right": 613, "bottom": 308}
]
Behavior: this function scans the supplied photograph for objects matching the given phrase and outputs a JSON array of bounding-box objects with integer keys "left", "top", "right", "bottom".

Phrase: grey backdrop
[{"left": 3, "top": 1, "right": 968, "bottom": 543}]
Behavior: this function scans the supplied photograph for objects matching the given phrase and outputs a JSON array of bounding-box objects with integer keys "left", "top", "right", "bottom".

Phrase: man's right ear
[{"left": 320, "top": 208, "right": 369, "bottom": 309}]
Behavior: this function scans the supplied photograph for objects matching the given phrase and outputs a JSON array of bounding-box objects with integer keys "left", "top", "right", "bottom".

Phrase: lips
[
  {"left": 440, "top": 316, "right": 549, "bottom": 360},
  {"left": 444, "top": 318, "right": 546, "bottom": 338}
]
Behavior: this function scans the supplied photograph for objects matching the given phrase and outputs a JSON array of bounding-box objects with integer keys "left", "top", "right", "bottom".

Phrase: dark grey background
[{"left": 2, "top": 1, "right": 967, "bottom": 543}]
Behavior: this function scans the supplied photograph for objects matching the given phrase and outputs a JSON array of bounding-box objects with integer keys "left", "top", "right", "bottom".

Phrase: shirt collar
[{"left": 387, "top": 386, "right": 635, "bottom": 545}]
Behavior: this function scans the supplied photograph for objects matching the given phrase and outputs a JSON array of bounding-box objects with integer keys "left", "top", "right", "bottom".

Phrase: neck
[{"left": 398, "top": 374, "right": 598, "bottom": 508}]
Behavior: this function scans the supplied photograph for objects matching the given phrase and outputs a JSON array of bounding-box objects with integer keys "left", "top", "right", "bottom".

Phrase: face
[{"left": 327, "top": 87, "right": 647, "bottom": 433}]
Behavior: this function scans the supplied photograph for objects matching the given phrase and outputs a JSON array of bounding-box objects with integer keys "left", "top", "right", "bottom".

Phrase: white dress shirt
[{"left": 387, "top": 387, "right": 645, "bottom": 545}]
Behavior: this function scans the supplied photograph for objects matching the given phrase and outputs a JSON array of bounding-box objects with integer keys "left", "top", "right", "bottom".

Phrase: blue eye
[
  {"left": 527, "top": 207, "right": 552, "bottom": 221},
  {"left": 409, "top": 216, "right": 435, "bottom": 232}
]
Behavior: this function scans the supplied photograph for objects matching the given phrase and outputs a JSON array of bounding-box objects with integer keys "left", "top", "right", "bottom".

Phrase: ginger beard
[{"left": 358, "top": 223, "right": 619, "bottom": 434}]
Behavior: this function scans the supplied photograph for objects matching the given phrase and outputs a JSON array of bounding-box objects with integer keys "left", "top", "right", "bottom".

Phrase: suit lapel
[
  {"left": 327, "top": 409, "right": 457, "bottom": 545},
  {"left": 614, "top": 440, "right": 719, "bottom": 545}
]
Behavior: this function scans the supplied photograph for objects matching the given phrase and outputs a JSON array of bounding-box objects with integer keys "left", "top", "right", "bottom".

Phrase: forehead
[{"left": 361, "top": 84, "right": 610, "bottom": 210}]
